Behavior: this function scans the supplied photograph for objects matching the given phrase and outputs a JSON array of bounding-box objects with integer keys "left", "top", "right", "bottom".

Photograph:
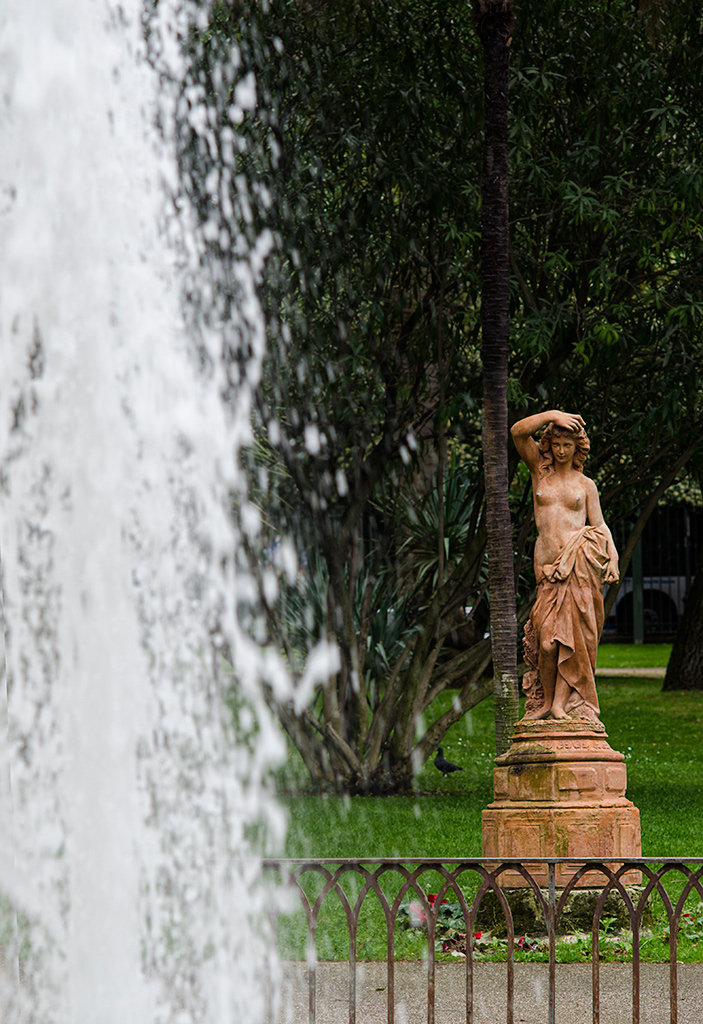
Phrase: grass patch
[
  {"left": 598, "top": 680, "right": 703, "bottom": 857},
  {"left": 274, "top": 678, "right": 703, "bottom": 962},
  {"left": 280, "top": 679, "right": 703, "bottom": 859},
  {"left": 597, "top": 643, "right": 671, "bottom": 668}
]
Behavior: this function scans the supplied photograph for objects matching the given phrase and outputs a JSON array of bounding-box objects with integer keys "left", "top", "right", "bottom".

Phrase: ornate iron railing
[{"left": 262, "top": 857, "right": 703, "bottom": 1024}]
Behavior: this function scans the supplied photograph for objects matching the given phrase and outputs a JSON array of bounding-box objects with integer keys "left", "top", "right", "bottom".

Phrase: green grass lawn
[
  {"left": 274, "top": 674, "right": 703, "bottom": 962},
  {"left": 597, "top": 643, "right": 672, "bottom": 669},
  {"left": 280, "top": 677, "right": 701, "bottom": 860}
]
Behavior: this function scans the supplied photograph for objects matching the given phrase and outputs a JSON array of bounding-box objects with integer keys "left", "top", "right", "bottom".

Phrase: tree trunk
[
  {"left": 663, "top": 543, "right": 703, "bottom": 691},
  {"left": 475, "top": 1, "right": 518, "bottom": 755}
]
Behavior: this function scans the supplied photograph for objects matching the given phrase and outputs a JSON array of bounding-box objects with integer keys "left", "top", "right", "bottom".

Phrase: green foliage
[
  {"left": 181, "top": 0, "right": 703, "bottom": 792},
  {"left": 508, "top": 1, "right": 703, "bottom": 521},
  {"left": 280, "top": 550, "right": 419, "bottom": 697},
  {"left": 223, "top": 0, "right": 496, "bottom": 793},
  {"left": 397, "top": 455, "right": 482, "bottom": 592},
  {"left": 253, "top": 0, "right": 703, "bottom": 793},
  {"left": 678, "top": 902, "right": 703, "bottom": 944},
  {"left": 257, "top": 0, "right": 485, "bottom": 476}
]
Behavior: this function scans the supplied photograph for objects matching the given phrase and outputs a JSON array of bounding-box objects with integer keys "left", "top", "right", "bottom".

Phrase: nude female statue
[{"left": 511, "top": 410, "right": 619, "bottom": 721}]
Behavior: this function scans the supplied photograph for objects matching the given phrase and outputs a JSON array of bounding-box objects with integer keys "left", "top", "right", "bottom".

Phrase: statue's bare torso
[{"left": 533, "top": 474, "right": 591, "bottom": 580}]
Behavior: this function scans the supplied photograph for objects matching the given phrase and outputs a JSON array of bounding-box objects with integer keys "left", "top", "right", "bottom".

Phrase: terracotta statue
[{"left": 511, "top": 410, "right": 619, "bottom": 721}]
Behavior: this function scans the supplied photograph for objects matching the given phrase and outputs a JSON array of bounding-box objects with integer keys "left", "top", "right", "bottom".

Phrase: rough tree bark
[
  {"left": 475, "top": 0, "right": 519, "bottom": 755},
  {"left": 663, "top": 542, "right": 703, "bottom": 691}
]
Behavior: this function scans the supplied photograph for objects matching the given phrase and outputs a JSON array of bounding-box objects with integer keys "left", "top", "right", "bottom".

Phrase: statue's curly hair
[{"left": 538, "top": 422, "right": 590, "bottom": 476}]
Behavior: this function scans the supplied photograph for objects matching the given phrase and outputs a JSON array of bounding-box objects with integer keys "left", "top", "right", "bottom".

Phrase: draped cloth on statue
[{"left": 531, "top": 525, "right": 613, "bottom": 719}]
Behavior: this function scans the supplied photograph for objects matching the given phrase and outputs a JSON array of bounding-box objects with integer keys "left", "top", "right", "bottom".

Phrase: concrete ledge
[{"left": 278, "top": 961, "right": 703, "bottom": 1024}]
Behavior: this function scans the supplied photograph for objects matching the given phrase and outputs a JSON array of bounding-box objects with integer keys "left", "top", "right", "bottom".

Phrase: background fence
[{"left": 606, "top": 506, "right": 702, "bottom": 642}]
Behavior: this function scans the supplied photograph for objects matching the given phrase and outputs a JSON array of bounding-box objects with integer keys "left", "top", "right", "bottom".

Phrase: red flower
[{"left": 427, "top": 894, "right": 448, "bottom": 906}]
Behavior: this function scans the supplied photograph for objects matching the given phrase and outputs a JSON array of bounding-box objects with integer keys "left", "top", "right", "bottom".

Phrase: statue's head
[{"left": 538, "top": 421, "right": 590, "bottom": 475}]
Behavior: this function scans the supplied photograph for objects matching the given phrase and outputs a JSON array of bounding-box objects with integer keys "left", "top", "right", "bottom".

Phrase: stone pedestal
[{"left": 481, "top": 719, "right": 641, "bottom": 888}]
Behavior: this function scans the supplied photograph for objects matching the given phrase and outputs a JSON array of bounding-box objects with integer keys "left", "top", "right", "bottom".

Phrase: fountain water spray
[{"left": 0, "top": 1, "right": 287, "bottom": 1020}]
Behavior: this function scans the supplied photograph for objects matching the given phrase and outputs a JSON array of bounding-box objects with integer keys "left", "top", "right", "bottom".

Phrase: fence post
[{"left": 632, "top": 538, "right": 644, "bottom": 644}]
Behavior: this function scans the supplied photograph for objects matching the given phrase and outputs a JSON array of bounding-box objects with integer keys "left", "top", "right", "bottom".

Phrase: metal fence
[
  {"left": 605, "top": 506, "right": 702, "bottom": 641},
  {"left": 263, "top": 857, "right": 703, "bottom": 1024}
]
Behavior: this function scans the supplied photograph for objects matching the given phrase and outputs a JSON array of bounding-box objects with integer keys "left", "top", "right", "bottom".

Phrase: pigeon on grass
[{"left": 433, "top": 747, "right": 464, "bottom": 777}]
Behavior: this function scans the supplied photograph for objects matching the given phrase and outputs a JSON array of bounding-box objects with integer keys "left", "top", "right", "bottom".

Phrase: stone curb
[
  {"left": 594, "top": 666, "right": 666, "bottom": 678},
  {"left": 278, "top": 960, "right": 703, "bottom": 1024}
]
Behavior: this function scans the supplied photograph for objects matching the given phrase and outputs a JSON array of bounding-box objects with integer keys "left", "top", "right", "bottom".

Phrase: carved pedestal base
[{"left": 481, "top": 719, "right": 641, "bottom": 888}]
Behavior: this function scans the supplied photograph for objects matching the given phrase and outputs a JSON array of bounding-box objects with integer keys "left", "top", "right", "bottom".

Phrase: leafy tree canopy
[{"left": 174, "top": 0, "right": 703, "bottom": 791}]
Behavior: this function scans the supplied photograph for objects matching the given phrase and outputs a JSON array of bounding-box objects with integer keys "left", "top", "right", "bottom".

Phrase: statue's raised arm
[
  {"left": 512, "top": 410, "right": 618, "bottom": 722},
  {"left": 511, "top": 409, "right": 585, "bottom": 473}
]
